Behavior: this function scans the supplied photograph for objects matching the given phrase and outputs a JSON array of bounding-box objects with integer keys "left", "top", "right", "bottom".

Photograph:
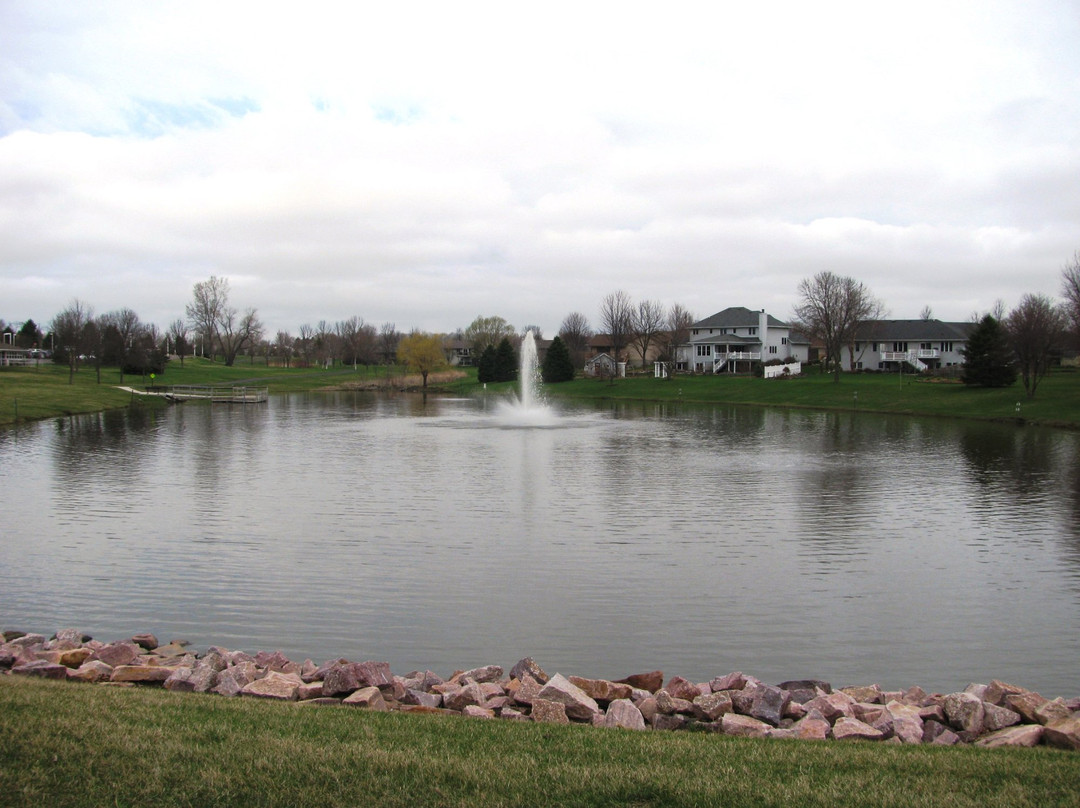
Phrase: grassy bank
[
  {"left": 2, "top": 677, "right": 1078, "bottom": 808},
  {"left": 5, "top": 359, "right": 1080, "bottom": 429}
]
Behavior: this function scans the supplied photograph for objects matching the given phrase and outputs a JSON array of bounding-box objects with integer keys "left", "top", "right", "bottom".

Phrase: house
[
  {"left": 841, "top": 320, "right": 972, "bottom": 372},
  {"left": 676, "top": 307, "right": 809, "bottom": 374},
  {"left": 584, "top": 352, "right": 621, "bottom": 378},
  {"left": 0, "top": 345, "right": 31, "bottom": 367}
]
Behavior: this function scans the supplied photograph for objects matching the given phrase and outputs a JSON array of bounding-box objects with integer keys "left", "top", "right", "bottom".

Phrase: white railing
[
  {"left": 764, "top": 361, "right": 802, "bottom": 379},
  {"left": 881, "top": 351, "right": 928, "bottom": 372},
  {"left": 713, "top": 352, "right": 761, "bottom": 373}
]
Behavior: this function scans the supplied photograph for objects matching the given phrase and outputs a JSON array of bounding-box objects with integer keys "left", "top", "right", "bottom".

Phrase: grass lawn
[
  {"left": 4, "top": 359, "right": 1079, "bottom": 429},
  {"left": 2, "top": 677, "right": 1078, "bottom": 808}
]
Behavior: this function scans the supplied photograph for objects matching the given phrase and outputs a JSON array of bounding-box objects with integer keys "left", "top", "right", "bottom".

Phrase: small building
[
  {"left": 0, "top": 345, "right": 31, "bottom": 367},
  {"left": 584, "top": 352, "right": 621, "bottom": 378}
]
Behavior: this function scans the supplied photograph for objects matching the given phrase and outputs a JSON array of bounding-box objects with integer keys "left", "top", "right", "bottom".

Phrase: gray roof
[
  {"left": 854, "top": 319, "right": 971, "bottom": 341},
  {"left": 689, "top": 332, "right": 758, "bottom": 345},
  {"left": 691, "top": 307, "right": 790, "bottom": 330}
]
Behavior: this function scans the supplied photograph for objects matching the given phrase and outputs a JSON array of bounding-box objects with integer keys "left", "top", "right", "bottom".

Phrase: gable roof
[
  {"left": 854, "top": 319, "right": 971, "bottom": 341},
  {"left": 691, "top": 307, "right": 790, "bottom": 330}
]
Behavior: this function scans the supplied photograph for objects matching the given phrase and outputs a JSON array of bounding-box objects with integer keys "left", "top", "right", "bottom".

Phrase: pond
[{"left": 2, "top": 392, "right": 1078, "bottom": 696}]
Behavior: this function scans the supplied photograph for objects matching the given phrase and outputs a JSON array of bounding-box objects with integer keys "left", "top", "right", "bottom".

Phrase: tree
[
  {"left": 186, "top": 276, "right": 228, "bottom": 361},
  {"left": 50, "top": 299, "right": 93, "bottom": 383},
  {"left": 397, "top": 331, "right": 446, "bottom": 389},
  {"left": 630, "top": 299, "right": 665, "bottom": 369},
  {"left": 16, "top": 319, "right": 42, "bottom": 349},
  {"left": 559, "top": 311, "right": 593, "bottom": 370},
  {"left": 476, "top": 344, "right": 498, "bottom": 383},
  {"left": 961, "top": 315, "right": 1017, "bottom": 388},
  {"left": 792, "top": 271, "right": 886, "bottom": 382},
  {"left": 219, "top": 307, "right": 263, "bottom": 367},
  {"left": 599, "top": 290, "right": 634, "bottom": 380},
  {"left": 494, "top": 336, "right": 517, "bottom": 382},
  {"left": 1006, "top": 294, "right": 1066, "bottom": 400},
  {"left": 379, "top": 322, "right": 400, "bottom": 366},
  {"left": 1063, "top": 251, "right": 1080, "bottom": 348},
  {"left": 101, "top": 308, "right": 142, "bottom": 383},
  {"left": 169, "top": 319, "right": 190, "bottom": 367},
  {"left": 541, "top": 335, "right": 575, "bottom": 383},
  {"left": 919, "top": 305, "right": 934, "bottom": 321},
  {"left": 463, "top": 315, "right": 515, "bottom": 358},
  {"left": 658, "top": 302, "right": 694, "bottom": 379}
]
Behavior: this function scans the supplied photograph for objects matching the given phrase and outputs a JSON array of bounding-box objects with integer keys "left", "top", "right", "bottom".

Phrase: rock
[
  {"left": 130, "top": 633, "right": 159, "bottom": 651},
  {"left": 651, "top": 713, "right": 688, "bottom": 731},
  {"left": 462, "top": 705, "right": 495, "bottom": 719},
  {"left": 151, "top": 642, "right": 190, "bottom": 659},
  {"left": 805, "top": 691, "right": 856, "bottom": 722},
  {"left": 241, "top": 671, "right": 301, "bottom": 701},
  {"left": 1034, "top": 698, "right": 1073, "bottom": 727},
  {"left": 165, "top": 665, "right": 218, "bottom": 693},
  {"left": 982, "top": 702, "right": 1021, "bottom": 732},
  {"left": 975, "top": 725, "right": 1045, "bottom": 748},
  {"left": 568, "top": 676, "right": 633, "bottom": 703},
  {"left": 343, "top": 686, "right": 389, "bottom": 711},
  {"left": 600, "top": 699, "right": 646, "bottom": 730},
  {"left": 403, "top": 689, "right": 443, "bottom": 709},
  {"left": 710, "top": 671, "right": 748, "bottom": 692},
  {"left": 254, "top": 650, "right": 293, "bottom": 672},
  {"left": 1043, "top": 716, "right": 1080, "bottom": 751},
  {"left": 833, "top": 717, "right": 884, "bottom": 741},
  {"left": 841, "top": 684, "right": 882, "bottom": 704},
  {"left": 509, "top": 658, "right": 549, "bottom": 685},
  {"left": 790, "top": 710, "right": 831, "bottom": 740},
  {"left": 983, "top": 680, "right": 1028, "bottom": 707},
  {"left": 11, "top": 660, "right": 68, "bottom": 680},
  {"left": 212, "top": 663, "right": 258, "bottom": 697},
  {"left": 884, "top": 701, "right": 924, "bottom": 745},
  {"left": 616, "top": 671, "right": 664, "bottom": 693},
  {"left": 1004, "top": 691, "right": 1048, "bottom": 724},
  {"left": 68, "top": 660, "right": 114, "bottom": 683},
  {"left": 49, "top": 629, "right": 85, "bottom": 651},
  {"left": 321, "top": 662, "right": 366, "bottom": 697},
  {"left": 7, "top": 634, "right": 46, "bottom": 649},
  {"left": 902, "top": 686, "right": 932, "bottom": 706},
  {"left": 693, "top": 691, "right": 734, "bottom": 721},
  {"left": 720, "top": 713, "right": 772, "bottom": 738},
  {"left": 296, "top": 682, "right": 323, "bottom": 700},
  {"left": 92, "top": 642, "right": 141, "bottom": 668},
  {"left": 748, "top": 684, "right": 789, "bottom": 726},
  {"left": 923, "top": 721, "right": 960, "bottom": 745},
  {"left": 443, "top": 683, "right": 485, "bottom": 712},
  {"left": 110, "top": 665, "right": 172, "bottom": 684},
  {"left": 57, "top": 648, "right": 93, "bottom": 668},
  {"left": 962, "top": 683, "right": 989, "bottom": 701},
  {"left": 778, "top": 679, "right": 831, "bottom": 704},
  {"left": 530, "top": 698, "right": 570, "bottom": 724},
  {"left": 537, "top": 673, "right": 601, "bottom": 722},
  {"left": 943, "top": 692, "right": 985, "bottom": 735},
  {"left": 664, "top": 676, "right": 704, "bottom": 701},
  {"left": 509, "top": 674, "right": 544, "bottom": 707},
  {"left": 656, "top": 690, "right": 695, "bottom": 716},
  {"left": 459, "top": 665, "right": 503, "bottom": 684}
]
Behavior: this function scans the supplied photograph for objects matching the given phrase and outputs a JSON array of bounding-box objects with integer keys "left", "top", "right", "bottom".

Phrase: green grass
[
  {"left": 1, "top": 677, "right": 1078, "bottom": 808},
  {"left": 5, "top": 359, "right": 1080, "bottom": 429},
  {"left": 530, "top": 367, "right": 1080, "bottom": 429}
]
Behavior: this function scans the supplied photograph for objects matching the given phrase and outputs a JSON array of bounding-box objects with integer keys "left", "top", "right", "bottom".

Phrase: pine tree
[
  {"left": 541, "top": 335, "right": 575, "bottom": 383},
  {"left": 494, "top": 337, "right": 517, "bottom": 382},
  {"left": 477, "top": 344, "right": 498, "bottom": 383},
  {"left": 961, "top": 315, "right": 1017, "bottom": 388}
]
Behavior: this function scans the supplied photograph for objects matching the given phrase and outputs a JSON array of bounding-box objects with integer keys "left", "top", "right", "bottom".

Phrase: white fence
[{"left": 763, "top": 361, "right": 802, "bottom": 379}]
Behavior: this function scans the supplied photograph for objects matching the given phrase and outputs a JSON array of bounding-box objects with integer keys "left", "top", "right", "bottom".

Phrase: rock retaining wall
[{"left": 4, "top": 629, "right": 1079, "bottom": 750}]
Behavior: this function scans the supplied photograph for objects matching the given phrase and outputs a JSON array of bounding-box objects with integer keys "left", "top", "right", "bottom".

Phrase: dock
[{"left": 124, "top": 385, "right": 269, "bottom": 404}]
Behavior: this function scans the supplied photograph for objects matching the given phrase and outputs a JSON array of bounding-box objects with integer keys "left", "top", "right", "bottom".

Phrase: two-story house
[{"left": 677, "top": 307, "right": 809, "bottom": 373}]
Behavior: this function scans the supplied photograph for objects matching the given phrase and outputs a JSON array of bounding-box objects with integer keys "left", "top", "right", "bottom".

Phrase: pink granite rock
[
  {"left": 600, "top": 699, "right": 646, "bottom": 730},
  {"left": 975, "top": 725, "right": 1045, "bottom": 748},
  {"left": 833, "top": 716, "right": 884, "bottom": 741},
  {"left": 530, "top": 698, "right": 570, "bottom": 724},
  {"left": 720, "top": 713, "right": 772, "bottom": 738},
  {"left": 343, "top": 686, "right": 388, "bottom": 711},
  {"left": 1044, "top": 716, "right": 1080, "bottom": 751},
  {"left": 537, "top": 674, "right": 600, "bottom": 721}
]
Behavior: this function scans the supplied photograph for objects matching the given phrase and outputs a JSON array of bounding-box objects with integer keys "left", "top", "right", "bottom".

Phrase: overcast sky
[{"left": 2, "top": 1, "right": 1078, "bottom": 339}]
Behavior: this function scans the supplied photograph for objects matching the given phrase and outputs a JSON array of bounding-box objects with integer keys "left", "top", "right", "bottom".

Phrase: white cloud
[{"left": 1, "top": 0, "right": 1079, "bottom": 336}]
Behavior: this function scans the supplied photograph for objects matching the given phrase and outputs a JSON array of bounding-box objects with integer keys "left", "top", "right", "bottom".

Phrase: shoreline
[{"left": 5, "top": 628, "right": 1079, "bottom": 750}]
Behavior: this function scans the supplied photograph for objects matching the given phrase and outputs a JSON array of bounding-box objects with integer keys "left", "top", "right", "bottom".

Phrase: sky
[{"left": 2, "top": 1, "right": 1079, "bottom": 339}]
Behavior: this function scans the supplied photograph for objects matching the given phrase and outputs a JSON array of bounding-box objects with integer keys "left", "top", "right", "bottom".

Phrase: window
[
  {"left": 893, "top": 341, "right": 908, "bottom": 352},
  {"left": 769, "top": 346, "right": 778, "bottom": 354},
  {"left": 921, "top": 343, "right": 932, "bottom": 350},
  {"left": 748, "top": 327, "right": 757, "bottom": 335},
  {"left": 940, "top": 341, "right": 953, "bottom": 352},
  {"left": 781, "top": 337, "right": 788, "bottom": 345},
  {"left": 696, "top": 345, "right": 712, "bottom": 357}
]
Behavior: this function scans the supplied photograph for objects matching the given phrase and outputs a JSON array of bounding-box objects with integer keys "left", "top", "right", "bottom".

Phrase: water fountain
[{"left": 493, "top": 330, "right": 559, "bottom": 427}]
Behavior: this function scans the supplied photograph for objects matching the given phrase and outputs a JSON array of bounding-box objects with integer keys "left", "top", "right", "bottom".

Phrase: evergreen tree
[
  {"left": 961, "top": 315, "right": 1017, "bottom": 388},
  {"left": 541, "top": 335, "right": 575, "bottom": 383},
  {"left": 494, "top": 337, "right": 517, "bottom": 382},
  {"left": 476, "top": 344, "right": 498, "bottom": 383}
]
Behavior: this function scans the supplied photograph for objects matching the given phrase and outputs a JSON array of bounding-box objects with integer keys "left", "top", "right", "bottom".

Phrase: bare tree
[
  {"left": 630, "top": 299, "right": 665, "bottom": 369},
  {"left": 1006, "top": 293, "right": 1067, "bottom": 400},
  {"left": 335, "top": 316, "right": 363, "bottom": 368},
  {"left": 463, "top": 315, "right": 515, "bottom": 358},
  {"left": 185, "top": 276, "right": 228, "bottom": 361},
  {"left": 273, "top": 330, "right": 293, "bottom": 367},
  {"left": 599, "top": 290, "right": 634, "bottom": 379},
  {"left": 313, "top": 320, "right": 335, "bottom": 368},
  {"left": 1062, "top": 250, "right": 1080, "bottom": 348},
  {"left": 219, "top": 307, "right": 263, "bottom": 367},
  {"left": 297, "top": 323, "right": 315, "bottom": 366},
  {"left": 658, "top": 302, "right": 694, "bottom": 379},
  {"left": 558, "top": 311, "right": 593, "bottom": 370},
  {"left": 378, "top": 322, "right": 400, "bottom": 367},
  {"left": 920, "top": 305, "right": 934, "bottom": 321},
  {"left": 792, "top": 271, "right": 886, "bottom": 382},
  {"left": 102, "top": 308, "right": 142, "bottom": 383},
  {"left": 50, "top": 299, "right": 93, "bottom": 383},
  {"left": 169, "top": 319, "right": 190, "bottom": 367}
]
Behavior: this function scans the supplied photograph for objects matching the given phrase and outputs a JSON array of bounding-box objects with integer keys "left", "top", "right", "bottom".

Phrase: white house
[
  {"left": 677, "top": 307, "right": 809, "bottom": 373},
  {"left": 841, "top": 320, "right": 972, "bottom": 372}
]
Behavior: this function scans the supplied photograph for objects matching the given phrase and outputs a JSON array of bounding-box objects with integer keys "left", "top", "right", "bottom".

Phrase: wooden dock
[{"left": 141, "top": 385, "right": 269, "bottom": 403}]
